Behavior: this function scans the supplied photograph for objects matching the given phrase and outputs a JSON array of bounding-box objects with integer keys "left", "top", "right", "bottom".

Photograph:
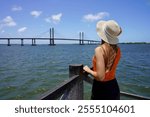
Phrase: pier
[
  {"left": 40, "top": 64, "right": 150, "bottom": 100},
  {"left": 0, "top": 28, "right": 100, "bottom": 46}
]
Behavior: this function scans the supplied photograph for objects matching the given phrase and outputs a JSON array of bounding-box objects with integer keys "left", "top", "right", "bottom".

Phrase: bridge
[{"left": 0, "top": 28, "right": 100, "bottom": 46}]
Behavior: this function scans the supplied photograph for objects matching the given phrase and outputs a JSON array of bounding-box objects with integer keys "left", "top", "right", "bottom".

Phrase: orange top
[{"left": 92, "top": 47, "right": 121, "bottom": 82}]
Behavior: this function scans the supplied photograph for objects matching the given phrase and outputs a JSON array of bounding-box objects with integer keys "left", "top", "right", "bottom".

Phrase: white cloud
[
  {"left": 12, "top": 5, "right": 22, "bottom": 11},
  {"left": 52, "top": 13, "right": 62, "bottom": 22},
  {"left": 30, "top": 11, "right": 42, "bottom": 18},
  {"left": 45, "top": 17, "right": 51, "bottom": 23},
  {"left": 83, "top": 12, "right": 109, "bottom": 22},
  {"left": 18, "top": 27, "right": 27, "bottom": 33},
  {"left": 1, "top": 16, "right": 17, "bottom": 27},
  {"left": 45, "top": 13, "right": 62, "bottom": 24}
]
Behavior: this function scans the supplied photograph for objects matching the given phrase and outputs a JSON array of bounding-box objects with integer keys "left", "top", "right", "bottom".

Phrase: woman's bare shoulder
[
  {"left": 95, "top": 46, "right": 103, "bottom": 56},
  {"left": 95, "top": 45, "right": 103, "bottom": 52}
]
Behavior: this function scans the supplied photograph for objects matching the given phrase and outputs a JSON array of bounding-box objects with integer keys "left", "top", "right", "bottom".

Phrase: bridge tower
[{"left": 49, "top": 28, "right": 55, "bottom": 46}]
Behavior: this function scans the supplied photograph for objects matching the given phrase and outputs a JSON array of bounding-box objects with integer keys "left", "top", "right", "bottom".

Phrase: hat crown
[
  {"left": 96, "top": 20, "right": 122, "bottom": 44},
  {"left": 104, "top": 20, "right": 121, "bottom": 38}
]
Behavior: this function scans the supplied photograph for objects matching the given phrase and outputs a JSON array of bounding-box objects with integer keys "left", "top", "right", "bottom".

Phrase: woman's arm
[
  {"left": 83, "top": 65, "right": 98, "bottom": 77},
  {"left": 83, "top": 47, "right": 105, "bottom": 81},
  {"left": 95, "top": 47, "right": 105, "bottom": 81}
]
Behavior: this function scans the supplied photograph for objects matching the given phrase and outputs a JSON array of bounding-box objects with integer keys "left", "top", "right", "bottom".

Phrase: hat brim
[{"left": 96, "top": 21, "right": 119, "bottom": 45}]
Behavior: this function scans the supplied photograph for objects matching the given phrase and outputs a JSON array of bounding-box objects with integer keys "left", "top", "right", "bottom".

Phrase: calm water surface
[{"left": 0, "top": 44, "right": 150, "bottom": 99}]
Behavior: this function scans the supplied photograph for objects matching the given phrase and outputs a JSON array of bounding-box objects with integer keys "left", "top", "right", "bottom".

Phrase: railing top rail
[
  {"left": 40, "top": 75, "right": 79, "bottom": 100},
  {"left": 120, "top": 91, "right": 150, "bottom": 100}
]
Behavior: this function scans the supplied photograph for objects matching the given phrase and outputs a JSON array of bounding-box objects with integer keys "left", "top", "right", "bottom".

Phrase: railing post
[{"left": 68, "top": 64, "right": 83, "bottom": 100}]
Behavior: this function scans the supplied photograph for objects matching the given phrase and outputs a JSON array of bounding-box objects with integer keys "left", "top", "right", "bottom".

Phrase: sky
[{"left": 0, "top": 0, "right": 150, "bottom": 44}]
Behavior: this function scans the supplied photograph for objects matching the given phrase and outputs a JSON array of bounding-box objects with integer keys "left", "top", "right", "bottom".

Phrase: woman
[{"left": 83, "top": 20, "right": 122, "bottom": 100}]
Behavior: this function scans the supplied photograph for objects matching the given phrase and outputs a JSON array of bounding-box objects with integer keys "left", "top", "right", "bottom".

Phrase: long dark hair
[
  {"left": 100, "top": 39, "right": 118, "bottom": 71},
  {"left": 101, "top": 39, "right": 118, "bottom": 52}
]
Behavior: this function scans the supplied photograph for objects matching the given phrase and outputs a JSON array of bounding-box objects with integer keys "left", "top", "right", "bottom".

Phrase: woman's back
[{"left": 101, "top": 43, "right": 118, "bottom": 73}]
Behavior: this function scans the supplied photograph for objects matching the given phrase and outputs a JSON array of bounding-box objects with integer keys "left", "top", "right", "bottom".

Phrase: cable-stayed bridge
[{"left": 0, "top": 28, "right": 100, "bottom": 46}]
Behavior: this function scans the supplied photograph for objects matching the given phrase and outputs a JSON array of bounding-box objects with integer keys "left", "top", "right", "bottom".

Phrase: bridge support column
[
  {"left": 34, "top": 39, "right": 36, "bottom": 46},
  {"left": 81, "top": 32, "right": 84, "bottom": 45},
  {"left": 7, "top": 39, "right": 11, "bottom": 46},
  {"left": 79, "top": 32, "right": 81, "bottom": 45},
  {"left": 32, "top": 39, "right": 33, "bottom": 46},
  {"left": 79, "top": 32, "right": 84, "bottom": 45},
  {"left": 49, "top": 28, "right": 52, "bottom": 45},
  {"left": 32, "top": 38, "right": 36, "bottom": 46},
  {"left": 49, "top": 28, "right": 55, "bottom": 46},
  {"left": 21, "top": 39, "right": 24, "bottom": 46}
]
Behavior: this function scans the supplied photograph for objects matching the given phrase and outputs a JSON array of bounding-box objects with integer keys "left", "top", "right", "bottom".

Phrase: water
[
  {"left": 117, "top": 44, "right": 150, "bottom": 97},
  {"left": 0, "top": 44, "right": 150, "bottom": 99}
]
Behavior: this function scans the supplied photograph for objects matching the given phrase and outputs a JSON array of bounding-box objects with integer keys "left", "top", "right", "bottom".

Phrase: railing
[{"left": 40, "top": 64, "right": 150, "bottom": 100}]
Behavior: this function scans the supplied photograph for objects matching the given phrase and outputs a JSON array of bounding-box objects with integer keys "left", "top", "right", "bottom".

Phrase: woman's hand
[
  {"left": 83, "top": 65, "right": 91, "bottom": 74},
  {"left": 83, "top": 65, "right": 99, "bottom": 81}
]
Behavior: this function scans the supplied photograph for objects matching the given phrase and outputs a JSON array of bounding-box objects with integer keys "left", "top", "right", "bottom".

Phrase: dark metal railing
[{"left": 39, "top": 64, "right": 150, "bottom": 100}]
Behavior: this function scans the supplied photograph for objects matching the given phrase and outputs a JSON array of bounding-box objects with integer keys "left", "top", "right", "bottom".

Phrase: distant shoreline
[{"left": 119, "top": 42, "right": 150, "bottom": 44}]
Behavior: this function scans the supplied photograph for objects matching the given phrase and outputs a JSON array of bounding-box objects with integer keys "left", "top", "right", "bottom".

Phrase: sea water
[{"left": 0, "top": 44, "right": 150, "bottom": 99}]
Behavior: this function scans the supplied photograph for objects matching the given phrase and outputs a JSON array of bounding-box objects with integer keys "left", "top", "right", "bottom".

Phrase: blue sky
[{"left": 0, "top": 0, "right": 150, "bottom": 43}]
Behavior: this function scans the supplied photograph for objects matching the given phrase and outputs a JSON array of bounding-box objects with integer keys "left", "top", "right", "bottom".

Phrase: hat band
[{"left": 104, "top": 27, "right": 117, "bottom": 39}]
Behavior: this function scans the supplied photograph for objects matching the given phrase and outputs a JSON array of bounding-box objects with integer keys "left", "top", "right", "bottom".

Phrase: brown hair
[{"left": 101, "top": 40, "right": 118, "bottom": 72}]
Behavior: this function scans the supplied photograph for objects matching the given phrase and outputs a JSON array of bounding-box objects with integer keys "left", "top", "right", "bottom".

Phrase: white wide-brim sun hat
[{"left": 96, "top": 20, "right": 122, "bottom": 45}]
